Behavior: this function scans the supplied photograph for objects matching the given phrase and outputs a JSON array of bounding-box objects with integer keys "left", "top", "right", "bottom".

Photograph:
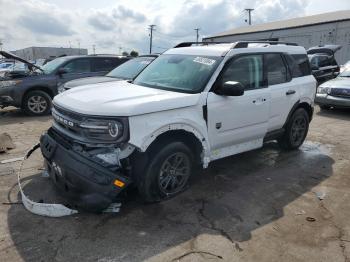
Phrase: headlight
[
  {"left": 80, "top": 119, "right": 124, "bottom": 141},
  {"left": 0, "top": 80, "right": 22, "bottom": 88},
  {"left": 317, "top": 86, "right": 331, "bottom": 94}
]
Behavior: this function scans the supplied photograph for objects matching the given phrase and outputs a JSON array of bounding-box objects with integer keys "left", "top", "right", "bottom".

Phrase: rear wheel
[
  {"left": 23, "top": 90, "right": 52, "bottom": 116},
  {"left": 278, "top": 108, "right": 309, "bottom": 150},
  {"left": 136, "top": 141, "right": 194, "bottom": 203}
]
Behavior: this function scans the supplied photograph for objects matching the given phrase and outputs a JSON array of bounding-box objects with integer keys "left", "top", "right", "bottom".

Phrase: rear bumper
[
  {"left": 315, "top": 94, "right": 350, "bottom": 108},
  {"left": 40, "top": 130, "right": 130, "bottom": 212}
]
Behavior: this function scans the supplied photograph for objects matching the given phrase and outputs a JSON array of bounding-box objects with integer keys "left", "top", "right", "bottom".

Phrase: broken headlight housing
[{"left": 79, "top": 119, "right": 125, "bottom": 141}]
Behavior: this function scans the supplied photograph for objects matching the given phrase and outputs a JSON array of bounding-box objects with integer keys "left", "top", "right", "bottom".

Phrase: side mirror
[
  {"left": 216, "top": 81, "right": 245, "bottom": 96},
  {"left": 56, "top": 68, "right": 67, "bottom": 75}
]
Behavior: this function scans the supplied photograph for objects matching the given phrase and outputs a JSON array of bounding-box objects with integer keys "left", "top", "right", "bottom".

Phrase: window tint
[
  {"left": 285, "top": 54, "right": 302, "bottom": 78},
  {"left": 293, "top": 54, "right": 311, "bottom": 76},
  {"left": 92, "top": 58, "right": 125, "bottom": 72},
  {"left": 265, "top": 54, "right": 288, "bottom": 85},
  {"left": 221, "top": 54, "right": 264, "bottom": 90},
  {"left": 63, "top": 59, "right": 91, "bottom": 73}
]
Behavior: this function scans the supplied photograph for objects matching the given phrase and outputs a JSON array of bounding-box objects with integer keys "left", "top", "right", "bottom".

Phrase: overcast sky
[{"left": 0, "top": 0, "right": 349, "bottom": 55}]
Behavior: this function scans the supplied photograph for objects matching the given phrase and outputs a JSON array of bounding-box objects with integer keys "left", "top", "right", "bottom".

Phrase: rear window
[
  {"left": 92, "top": 57, "right": 128, "bottom": 72},
  {"left": 289, "top": 54, "right": 311, "bottom": 77}
]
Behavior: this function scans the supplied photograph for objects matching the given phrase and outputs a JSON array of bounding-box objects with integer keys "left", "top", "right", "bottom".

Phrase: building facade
[
  {"left": 204, "top": 10, "right": 350, "bottom": 65},
  {"left": 11, "top": 47, "right": 88, "bottom": 61}
]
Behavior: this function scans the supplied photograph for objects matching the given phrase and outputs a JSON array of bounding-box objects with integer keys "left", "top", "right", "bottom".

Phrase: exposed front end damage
[{"left": 40, "top": 127, "right": 134, "bottom": 212}]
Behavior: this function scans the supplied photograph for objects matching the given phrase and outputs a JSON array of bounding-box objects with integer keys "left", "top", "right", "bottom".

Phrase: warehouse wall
[
  {"left": 12, "top": 47, "right": 88, "bottom": 61},
  {"left": 205, "top": 20, "right": 350, "bottom": 65}
]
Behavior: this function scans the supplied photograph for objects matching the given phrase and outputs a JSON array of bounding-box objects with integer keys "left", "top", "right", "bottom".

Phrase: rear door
[
  {"left": 59, "top": 58, "right": 92, "bottom": 84},
  {"left": 265, "top": 53, "right": 298, "bottom": 131}
]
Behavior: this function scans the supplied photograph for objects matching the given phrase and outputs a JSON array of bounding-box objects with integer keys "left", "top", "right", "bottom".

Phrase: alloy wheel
[{"left": 158, "top": 152, "right": 191, "bottom": 195}]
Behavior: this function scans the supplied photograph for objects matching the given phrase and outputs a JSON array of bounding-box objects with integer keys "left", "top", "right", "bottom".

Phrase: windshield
[
  {"left": 107, "top": 57, "right": 154, "bottom": 79},
  {"left": 339, "top": 67, "right": 350, "bottom": 77},
  {"left": 133, "top": 54, "right": 222, "bottom": 93},
  {"left": 40, "top": 57, "right": 69, "bottom": 74}
]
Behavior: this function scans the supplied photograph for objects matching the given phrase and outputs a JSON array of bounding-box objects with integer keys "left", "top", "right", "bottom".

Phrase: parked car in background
[
  {"left": 0, "top": 62, "right": 14, "bottom": 69},
  {"left": 315, "top": 66, "right": 350, "bottom": 109},
  {"left": 0, "top": 51, "right": 130, "bottom": 115},
  {"left": 0, "top": 62, "right": 29, "bottom": 78},
  {"left": 340, "top": 60, "right": 350, "bottom": 73},
  {"left": 59, "top": 55, "right": 158, "bottom": 93},
  {"left": 41, "top": 41, "right": 316, "bottom": 212},
  {"left": 307, "top": 45, "right": 341, "bottom": 84}
]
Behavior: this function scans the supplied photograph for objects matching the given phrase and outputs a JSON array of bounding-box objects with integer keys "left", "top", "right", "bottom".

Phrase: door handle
[
  {"left": 252, "top": 98, "right": 266, "bottom": 104},
  {"left": 286, "top": 90, "right": 296, "bottom": 95}
]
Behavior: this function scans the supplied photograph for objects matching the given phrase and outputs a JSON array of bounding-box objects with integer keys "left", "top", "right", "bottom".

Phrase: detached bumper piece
[
  {"left": 40, "top": 129, "right": 130, "bottom": 212},
  {"left": 18, "top": 143, "right": 78, "bottom": 217}
]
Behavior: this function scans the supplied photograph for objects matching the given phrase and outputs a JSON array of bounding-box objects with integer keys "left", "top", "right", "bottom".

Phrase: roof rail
[
  {"left": 173, "top": 42, "right": 230, "bottom": 48},
  {"left": 234, "top": 41, "right": 298, "bottom": 48}
]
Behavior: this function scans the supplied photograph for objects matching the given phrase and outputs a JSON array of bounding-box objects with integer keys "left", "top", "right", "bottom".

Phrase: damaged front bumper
[{"left": 40, "top": 128, "right": 131, "bottom": 212}]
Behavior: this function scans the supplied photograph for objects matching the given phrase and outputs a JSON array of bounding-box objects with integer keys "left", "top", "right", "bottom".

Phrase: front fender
[{"left": 128, "top": 111, "right": 211, "bottom": 168}]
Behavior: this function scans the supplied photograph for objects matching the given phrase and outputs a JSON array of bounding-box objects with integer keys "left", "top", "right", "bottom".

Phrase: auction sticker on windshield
[{"left": 193, "top": 57, "right": 216, "bottom": 66}]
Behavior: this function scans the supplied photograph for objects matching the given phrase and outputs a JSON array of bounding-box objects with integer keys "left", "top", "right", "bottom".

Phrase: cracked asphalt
[{"left": 0, "top": 106, "right": 350, "bottom": 262}]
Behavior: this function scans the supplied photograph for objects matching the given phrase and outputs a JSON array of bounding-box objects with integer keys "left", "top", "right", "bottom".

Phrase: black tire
[
  {"left": 136, "top": 141, "right": 195, "bottom": 203},
  {"left": 320, "top": 105, "right": 331, "bottom": 110},
  {"left": 278, "top": 108, "right": 309, "bottom": 150},
  {"left": 23, "top": 90, "right": 52, "bottom": 116}
]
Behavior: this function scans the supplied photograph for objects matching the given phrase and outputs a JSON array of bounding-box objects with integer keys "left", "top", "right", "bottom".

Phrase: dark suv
[
  {"left": 0, "top": 52, "right": 129, "bottom": 115},
  {"left": 307, "top": 45, "right": 341, "bottom": 84}
]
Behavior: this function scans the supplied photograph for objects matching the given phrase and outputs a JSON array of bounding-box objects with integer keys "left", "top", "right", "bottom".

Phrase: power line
[
  {"left": 244, "top": 8, "right": 254, "bottom": 25},
  {"left": 148, "top": 24, "right": 156, "bottom": 54}
]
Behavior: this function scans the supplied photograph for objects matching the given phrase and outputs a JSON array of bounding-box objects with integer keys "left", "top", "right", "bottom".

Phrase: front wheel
[
  {"left": 23, "top": 90, "right": 52, "bottom": 116},
  {"left": 278, "top": 108, "right": 309, "bottom": 150},
  {"left": 136, "top": 141, "right": 194, "bottom": 203}
]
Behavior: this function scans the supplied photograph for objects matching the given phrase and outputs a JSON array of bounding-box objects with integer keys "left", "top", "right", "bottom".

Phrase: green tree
[
  {"left": 122, "top": 51, "right": 129, "bottom": 56},
  {"left": 130, "top": 50, "right": 139, "bottom": 57}
]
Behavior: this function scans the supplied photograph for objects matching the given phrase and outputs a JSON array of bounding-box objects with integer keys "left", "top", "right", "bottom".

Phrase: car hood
[
  {"left": 64, "top": 76, "right": 121, "bottom": 89},
  {"left": 54, "top": 81, "right": 201, "bottom": 116},
  {"left": 320, "top": 77, "right": 350, "bottom": 89}
]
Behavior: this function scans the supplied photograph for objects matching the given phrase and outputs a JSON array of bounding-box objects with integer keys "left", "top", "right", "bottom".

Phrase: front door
[
  {"left": 207, "top": 54, "right": 270, "bottom": 159},
  {"left": 57, "top": 58, "right": 92, "bottom": 85}
]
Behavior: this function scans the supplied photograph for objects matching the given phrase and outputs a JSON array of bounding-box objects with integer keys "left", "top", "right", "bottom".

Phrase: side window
[
  {"left": 293, "top": 54, "right": 311, "bottom": 76},
  {"left": 63, "top": 59, "right": 91, "bottom": 73},
  {"left": 265, "top": 54, "right": 288, "bottom": 85},
  {"left": 221, "top": 54, "right": 264, "bottom": 90},
  {"left": 92, "top": 58, "right": 123, "bottom": 72},
  {"left": 285, "top": 54, "right": 302, "bottom": 78}
]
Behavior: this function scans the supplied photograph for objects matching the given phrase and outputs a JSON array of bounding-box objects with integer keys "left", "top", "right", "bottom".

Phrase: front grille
[
  {"left": 53, "top": 105, "right": 84, "bottom": 121},
  {"left": 330, "top": 88, "right": 350, "bottom": 98}
]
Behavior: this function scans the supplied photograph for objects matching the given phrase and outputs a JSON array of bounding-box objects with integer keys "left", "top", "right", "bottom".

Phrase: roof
[{"left": 204, "top": 10, "right": 350, "bottom": 39}]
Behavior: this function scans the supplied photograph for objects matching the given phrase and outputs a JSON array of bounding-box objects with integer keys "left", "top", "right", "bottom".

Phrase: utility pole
[
  {"left": 119, "top": 46, "right": 122, "bottom": 55},
  {"left": 0, "top": 39, "right": 3, "bottom": 51},
  {"left": 244, "top": 8, "right": 254, "bottom": 25},
  {"left": 77, "top": 39, "right": 81, "bottom": 55},
  {"left": 194, "top": 28, "right": 200, "bottom": 44},
  {"left": 148, "top": 24, "right": 156, "bottom": 54},
  {"left": 92, "top": 44, "right": 96, "bottom": 55}
]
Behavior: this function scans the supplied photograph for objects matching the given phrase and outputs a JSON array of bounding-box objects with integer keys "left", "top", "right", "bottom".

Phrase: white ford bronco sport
[{"left": 40, "top": 41, "right": 316, "bottom": 212}]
